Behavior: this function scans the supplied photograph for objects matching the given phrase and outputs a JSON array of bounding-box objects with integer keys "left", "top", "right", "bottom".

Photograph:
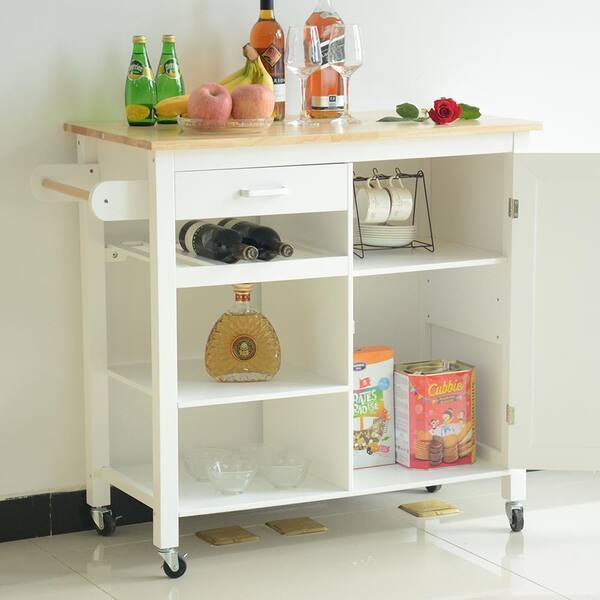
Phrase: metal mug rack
[{"left": 353, "top": 168, "right": 435, "bottom": 259}]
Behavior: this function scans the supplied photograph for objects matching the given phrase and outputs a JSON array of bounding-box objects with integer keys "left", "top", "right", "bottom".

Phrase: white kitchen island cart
[{"left": 33, "top": 114, "right": 550, "bottom": 577}]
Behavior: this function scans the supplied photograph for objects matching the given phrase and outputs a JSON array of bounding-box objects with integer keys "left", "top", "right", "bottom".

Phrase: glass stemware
[
  {"left": 285, "top": 25, "right": 322, "bottom": 127},
  {"left": 328, "top": 23, "right": 363, "bottom": 125}
]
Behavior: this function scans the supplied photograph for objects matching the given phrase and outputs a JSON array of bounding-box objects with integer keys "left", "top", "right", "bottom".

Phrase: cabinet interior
[{"left": 107, "top": 152, "right": 512, "bottom": 498}]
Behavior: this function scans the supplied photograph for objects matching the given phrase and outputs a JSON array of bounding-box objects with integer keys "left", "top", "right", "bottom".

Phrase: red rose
[{"left": 429, "top": 98, "right": 462, "bottom": 125}]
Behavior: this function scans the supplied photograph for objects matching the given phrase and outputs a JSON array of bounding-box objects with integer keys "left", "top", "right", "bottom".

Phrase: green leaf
[
  {"left": 396, "top": 103, "right": 420, "bottom": 120},
  {"left": 459, "top": 103, "right": 481, "bottom": 120},
  {"left": 378, "top": 116, "right": 404, "bottom": 122}
]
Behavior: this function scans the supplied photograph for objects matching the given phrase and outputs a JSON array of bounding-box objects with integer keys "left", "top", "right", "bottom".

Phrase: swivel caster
[
  {"left": 505, "top": 502, "right": 524, "bottom": 532},
  {"left": 159, "top": 548, "right": 187, "bottom": 579},
  {"left": 426, "top": 485, "right": 442, "bottom": 493},
  {"left": 90, "top": 507, "right": 117, "bottom": 537}
]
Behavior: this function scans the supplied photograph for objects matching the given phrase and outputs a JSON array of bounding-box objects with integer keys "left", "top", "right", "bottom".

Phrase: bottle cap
[
  {"left": 233, "top": 283, "right": 254, "bottom": 294},
  {"left": 162, "top": 34, "right": 176, "bottom": 43},
  {"left": 132, "top": 35, "right": 147, "bottom": 44}
]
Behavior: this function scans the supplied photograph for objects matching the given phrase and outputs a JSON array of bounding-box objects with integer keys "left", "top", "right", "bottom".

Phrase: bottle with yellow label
[
  {"left": 156, "top": 35, "right": 185, "bottom": 125},
  {"left": 125, "top": 35, "right": 157, "bottom": 126}
]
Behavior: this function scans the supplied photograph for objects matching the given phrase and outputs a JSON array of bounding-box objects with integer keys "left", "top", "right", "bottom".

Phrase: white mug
[
  {"left": 384, "top": 176, "right": 414, "bottom": 223},
  {"left": 355, "top": 177, "right": 391, "bottom": 224}
]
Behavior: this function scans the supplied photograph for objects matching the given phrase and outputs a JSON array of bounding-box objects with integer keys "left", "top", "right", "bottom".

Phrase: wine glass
[
  {"left": 285, "top": 25, "right": 322, "bottom": 127},
  {"left": 328, "top": 23, "right": 363, "bottom": 125}
]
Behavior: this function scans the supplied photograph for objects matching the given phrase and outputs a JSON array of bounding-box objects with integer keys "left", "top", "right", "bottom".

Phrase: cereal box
[
  {"left": 353, "top": 346, "right": 395, "bottom": 468},
  {"left": 394, "top": 360, "right": 476, "bottom": 469}
]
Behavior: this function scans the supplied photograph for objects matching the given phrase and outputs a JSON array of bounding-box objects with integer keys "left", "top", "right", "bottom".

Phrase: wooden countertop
[{"left": 64, "top": 113, "right": 541, "bottom": 151}]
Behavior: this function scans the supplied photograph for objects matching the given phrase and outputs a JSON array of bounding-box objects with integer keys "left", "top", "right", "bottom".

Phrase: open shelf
[
  {"left": 108, "top": 358, "right": 349, "bottom": 408},
  {"left": 352, "top": 458, "right": 508, "bottom": 494},
  {"left": 109, "top": 242, "right": 349, "bottom": 288},
  {"left": 352, "top": 241, "right": 506, "bottom": 278}
]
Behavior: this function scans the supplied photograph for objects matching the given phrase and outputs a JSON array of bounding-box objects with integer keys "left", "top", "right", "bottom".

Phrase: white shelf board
[
  {"left": 353, "top": 241, "right": 506, "bottom": 277},
  {"left": 106, "top": 459, "right": 509, "bottom": 516},
  {"left": 352, "top": 458, "right": 509, "bottom": 494},
  {"left": 108, "top": 358, "right": 349, "bottom": 408}
]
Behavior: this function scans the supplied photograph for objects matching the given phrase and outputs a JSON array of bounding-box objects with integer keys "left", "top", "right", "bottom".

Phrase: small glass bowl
[
  {"left": 262, "top": 452, "right": 310, "bottom": 489},
  {"left": 184, "top": 448, "right": 231, "bottom": 482},
  {"left": 207, "top": 458, "right": 257, "bottom": 495},
  {"left": 178, "top": 116, "right": 274, "bottom": 132}
]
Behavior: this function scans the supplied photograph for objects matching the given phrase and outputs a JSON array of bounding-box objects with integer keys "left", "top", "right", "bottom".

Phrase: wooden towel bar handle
[{"left": 41, "top": 178, "right": 90, "bottom": 201}]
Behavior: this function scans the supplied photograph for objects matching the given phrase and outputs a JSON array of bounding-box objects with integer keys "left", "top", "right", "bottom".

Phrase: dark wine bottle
[
  {"left": 178, "top": 221, "right": 259, "bottom": 264},
  {"left": 218, "top": 218, "right": 294, "bottom": 261}
]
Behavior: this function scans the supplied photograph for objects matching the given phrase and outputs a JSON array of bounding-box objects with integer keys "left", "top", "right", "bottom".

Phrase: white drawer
[{"left": 175, "top": 164, "right": 348, "bottom": 220}]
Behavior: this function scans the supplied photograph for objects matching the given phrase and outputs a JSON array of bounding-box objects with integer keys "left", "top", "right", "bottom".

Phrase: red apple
[
  {"left": 231, "top": 84, "right": 275, "bottom": 120},
  {"left": 188, "top": 83, "right": 232, "bottom": 123}
]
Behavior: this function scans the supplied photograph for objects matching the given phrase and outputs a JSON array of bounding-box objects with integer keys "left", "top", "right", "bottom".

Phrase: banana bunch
[
  {"left": 155, "top": 94, "right": 189, "bottom": 119},
  {"left": 219, "top": 44, "right": 273, "bottom": 93}
]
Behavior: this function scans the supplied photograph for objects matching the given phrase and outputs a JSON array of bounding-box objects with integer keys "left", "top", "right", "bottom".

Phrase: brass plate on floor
[
  {"left": 265, "top": 517, "right": 328, "bottom": 536},
  {"left": 196, "top": 526, "right": 259, "bottom": 546},
  {"left": 399, "top": 500, "right": 461, "bottom": 518}
]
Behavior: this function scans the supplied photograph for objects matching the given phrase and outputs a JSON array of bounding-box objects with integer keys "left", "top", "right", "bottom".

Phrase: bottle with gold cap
[
  {"left": 156, "top": 34, "right": 185, "bottom": 125},
  {"left": 125, "top": 35, "right": 157, "bottom": 126},
  {"left": 205, "top": 284, "right": 281, "bottom": 382}
]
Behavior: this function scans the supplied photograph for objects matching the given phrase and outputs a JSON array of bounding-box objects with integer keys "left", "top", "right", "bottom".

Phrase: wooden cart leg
[
  {"left": 148, "top": 151, "right": 180, "bottom": 556},
  {"left": 78, "top": 137, "right": 111, "bottom": 512}
]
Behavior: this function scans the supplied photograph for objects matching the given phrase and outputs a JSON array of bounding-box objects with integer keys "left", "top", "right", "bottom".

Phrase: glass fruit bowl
[
  {"left": 262, "top": 451, "right": 310, "bottom": 489},
  {"left": 207, "top": 457, "right": 258, "bottom": 495},
  {"left": 184, "top": 448, "right": 231, "bottom": 482},
  {"left": 178, "top": 116, "right": 274, "bottom": 132}
]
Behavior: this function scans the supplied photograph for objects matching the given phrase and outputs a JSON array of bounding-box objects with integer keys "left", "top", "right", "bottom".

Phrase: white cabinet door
[{"left": 509, "top": 155, "right": 600, "bottom": 470}]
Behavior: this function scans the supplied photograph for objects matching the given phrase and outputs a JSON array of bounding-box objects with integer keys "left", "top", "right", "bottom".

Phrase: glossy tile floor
[{"left": 1, "top": 471, "right": 599, "bottom": 600}]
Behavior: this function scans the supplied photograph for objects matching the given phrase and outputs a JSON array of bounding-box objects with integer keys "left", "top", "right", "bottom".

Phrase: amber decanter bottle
[
  {"left": 205, "top": 284, "right": 281, "bottom": 382},
  {"left": 306, "top": 0, "right": 344, "bottom": 119},
  {"left": 250, "top": 0, "right": 285, "bottom": 121}
]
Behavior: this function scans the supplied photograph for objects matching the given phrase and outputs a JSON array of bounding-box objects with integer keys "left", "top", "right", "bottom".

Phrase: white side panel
[{"left": 510, "top": 154, "right": 600, "bottom": 470}]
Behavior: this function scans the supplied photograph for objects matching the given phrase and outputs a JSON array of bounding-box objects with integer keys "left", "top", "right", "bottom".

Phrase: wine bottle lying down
[{"left": 218, "top": 218, "right": 294, "bottom": 261}]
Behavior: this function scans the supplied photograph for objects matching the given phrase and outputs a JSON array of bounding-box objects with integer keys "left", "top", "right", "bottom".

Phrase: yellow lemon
[{"left": 126, "top": 104, "right": 151, "bottom": 121}]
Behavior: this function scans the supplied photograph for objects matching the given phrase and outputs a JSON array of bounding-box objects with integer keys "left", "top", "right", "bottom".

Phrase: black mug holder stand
[{"left": 353, "top": 168, "right": 435, "bottom": 259}]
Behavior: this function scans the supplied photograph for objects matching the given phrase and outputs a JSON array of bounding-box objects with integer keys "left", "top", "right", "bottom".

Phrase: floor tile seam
[
  {"left": 419, "top": 528, "right": 572, "bottom": 600},
  {"left": 30, "top": 538, "right": 118, "bottom": 600}
]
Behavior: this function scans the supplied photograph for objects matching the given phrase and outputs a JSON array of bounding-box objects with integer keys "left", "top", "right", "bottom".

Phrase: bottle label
[
  {"left": 319, "top": 35, "right": 345, "bottom": 68},
  {"left": 231, "top": 335, "right": 257, "bottom": 361},
  {"left": 219, "top": 218, "right": 240, "bottom": 229},
  {"left": 311, "top": 95, "right": 345, "bottom": 110},
  {"left": 261, "top": 45, "right": 282, "bottom": 68},
  {"left": 274, "top": 83, "right": 286, "bottom": 102},
  {"left": 158, "top": 58, "right": 181, "bottom": 80},
  {"left": 183, "top": 221, "right": 203, "bottom": 253},
  {"left": 128, "top": 60, "right": 153, "bottom": 81}
]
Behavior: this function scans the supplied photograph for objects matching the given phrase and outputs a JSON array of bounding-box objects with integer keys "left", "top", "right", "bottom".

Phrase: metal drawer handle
[{"left": 239, "top": 186, "right": 289, "bottom": 198}]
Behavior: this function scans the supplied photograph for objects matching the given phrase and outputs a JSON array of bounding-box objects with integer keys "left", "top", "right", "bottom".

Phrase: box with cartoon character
[
  {"left": 394, "top": 360, "right": 476, "bottom": 469},
  {"left": 353, "top": 346, "right": 395, "bottom": 468}
]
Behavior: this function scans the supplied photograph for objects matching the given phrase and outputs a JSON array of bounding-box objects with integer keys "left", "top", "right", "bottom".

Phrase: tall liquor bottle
[
  {"left": 205, "top": 284, "right": 281, "bottom": 382},
  {"left": 305, "top": 0, "right": 344, "bottom": 119},
  {"left": 218, "top": 219, "right": 294, "bottom": 261},
  {"left": 156, "top": 35, "right": 185, "bottom": 125},
  {"left": 178, "top": 221, "right": 259, "bottom": 264},
  {"left": 125, "top": 35, "right": 157, "bottom": 126},
  {"left": 250, "top": 0, "right": 285, "bottom": 121}
]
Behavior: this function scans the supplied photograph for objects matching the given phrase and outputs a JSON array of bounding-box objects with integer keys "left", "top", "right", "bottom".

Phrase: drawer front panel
[{"left": 175, "top": 164, "right": 348, "bottom": 220}]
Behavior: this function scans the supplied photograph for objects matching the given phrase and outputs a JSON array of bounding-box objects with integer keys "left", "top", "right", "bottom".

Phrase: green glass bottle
[
  {"left": 156, "top": 34, "right": 185, "bottom": 125},
  {"left": 125, "top": 35, "right": 156, "bottom": 126}
]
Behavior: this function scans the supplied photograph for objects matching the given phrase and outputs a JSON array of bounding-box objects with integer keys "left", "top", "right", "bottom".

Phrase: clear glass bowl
[
  {"left": 262, "top": 452, "right": 310, "bottom": 489},
  {"left": 184, "top": 448, "right": 231, "bottom": 482},
  {"left": 207, "top": 458, "right": 257, "bottom": 495},
  {"left": 178, "top": 116, "right": 274, "bottom": 132}
]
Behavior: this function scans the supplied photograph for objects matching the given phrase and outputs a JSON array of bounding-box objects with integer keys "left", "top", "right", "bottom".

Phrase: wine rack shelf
[{"left": 108, "top": 242, "right": 349, "bottom": 288}]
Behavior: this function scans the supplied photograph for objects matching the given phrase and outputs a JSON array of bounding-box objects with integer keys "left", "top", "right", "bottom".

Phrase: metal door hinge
[
  {"left": 508, "top": 197, "right": 519, "bottom": 219},
  {"left": 506, "top": 404, "right": 516, "bottom": 425}
]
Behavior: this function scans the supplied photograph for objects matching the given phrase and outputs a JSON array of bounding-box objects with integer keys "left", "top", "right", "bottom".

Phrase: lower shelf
[{"left": 105, "top": 458, "right": 509, "bottom": 518}]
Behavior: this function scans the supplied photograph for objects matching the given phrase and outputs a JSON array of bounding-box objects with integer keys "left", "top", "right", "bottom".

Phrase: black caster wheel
[
  {"left": 163, "top": 555, "right": 187, "bottom": 579},
  {"left": 426, "top": 485, "right": 442, "bottom": 493},
  {"left": 509, "top": 507, "right": 524, "bottom": 532},
  {"left": 93, "top": 511, "right": 117, "bottom": 537}
]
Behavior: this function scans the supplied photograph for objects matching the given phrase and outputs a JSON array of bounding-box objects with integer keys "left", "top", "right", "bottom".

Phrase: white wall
[{"left": 1, "top": 0, "right": 598, "bottom": 499}]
